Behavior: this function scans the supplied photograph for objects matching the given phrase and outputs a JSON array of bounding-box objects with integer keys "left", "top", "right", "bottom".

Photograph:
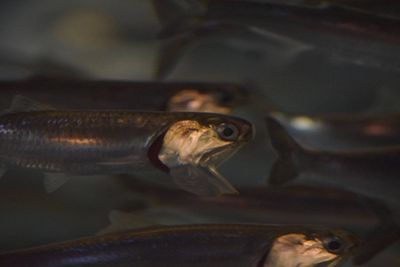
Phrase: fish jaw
[
  {"left": 263, "top": 234, "right": 339, "bottom": 267},
  {"left": 158, "top": 119, "right": 247, "bottom": 168},
  {"left": 157, "top": 118, "right": 252, "bottom": 195}
]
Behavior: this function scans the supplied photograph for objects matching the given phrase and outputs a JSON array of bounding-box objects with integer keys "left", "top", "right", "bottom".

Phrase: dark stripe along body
[
  {"left": 0, "top": 224, "right": 335, "bottom": 267},
  {"left": 0, "top": 80, "right": 247, "bottom": 112},
  {"left": 0, "top": 111, "right": 247, "bottom": 175}
]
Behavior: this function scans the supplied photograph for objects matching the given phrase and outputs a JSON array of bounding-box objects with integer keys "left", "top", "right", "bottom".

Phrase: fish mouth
[{"left": 198, "top": 142, "right": 244, "bottom": 167}]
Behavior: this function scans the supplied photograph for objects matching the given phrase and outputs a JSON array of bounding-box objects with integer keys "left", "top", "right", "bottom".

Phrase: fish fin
[
  {"left": 353, "top": 198, "right": 400, "bottom": 265},
  {"left": 155, "top": 36, "right": 195, "bottom": 79},
  {"left": 269, "top": 157, "right": 299, "bottom": 186},
  {"left": 43, "top": 173, "right": 71, "bottom": 193},
  {"left": 151, "top": 0, "right": 236, "bottom": 79},
  {"left": 155, "top": 21, "right": 236, "bottom": 79},
  {"left": 152, "top": 0, "right": 206, "bottom": 28},
  {"left": 5, "top": 95, "right": 54, "bottom": 114},
  {"left": 170, "top": 164, "right": 238, "bottom": 196},
  {"left": 265, "top": 116, "right": 303, "bottom": 185}
]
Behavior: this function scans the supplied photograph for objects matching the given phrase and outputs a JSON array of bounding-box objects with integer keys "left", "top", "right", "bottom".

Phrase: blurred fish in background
[
  {"left": 0, "top": 80, "right": 249, "bottom": 113},
  {"left": 153, "top": 0, "right": 400, "bottom": 78},
  {"left": 0, "top": 0, "right": 399, "bottom": 266},
  {"left": 271, "top": 111, "right": 400, "bottom": 150}
]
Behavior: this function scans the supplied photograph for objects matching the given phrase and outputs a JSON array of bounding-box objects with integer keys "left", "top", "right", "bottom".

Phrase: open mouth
[{"left": 199, "top": 142, "right": 243, "bottom": 167}]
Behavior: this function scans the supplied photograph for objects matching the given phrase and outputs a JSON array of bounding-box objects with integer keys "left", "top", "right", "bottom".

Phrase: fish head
[
  {"left": 265, "top": 230, "right": 357, "bottom": 267},
  {"left": 159, "top": 115, "right": 253, "bottom": 168},
  {"left": 167, "top": 87, "right": 247, "bottom": 114},
  {"left": 153, "top": 114, "right": 252, "bottom": 196}
]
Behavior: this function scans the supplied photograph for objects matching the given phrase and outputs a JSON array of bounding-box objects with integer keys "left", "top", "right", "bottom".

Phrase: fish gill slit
[{"left": 147, "top": 131, "right": 170, "bottom": 173}]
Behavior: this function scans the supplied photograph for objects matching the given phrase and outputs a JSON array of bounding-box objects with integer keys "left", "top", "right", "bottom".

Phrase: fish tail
[
  {"left": 152, "top": 0, "right": 207, "bottom": 30},
  {"left": 265, "top": 116, "right": 304, "bottom": 185},
  {"left": 152, "top": 0, "right": 210, "bottom": 79}
]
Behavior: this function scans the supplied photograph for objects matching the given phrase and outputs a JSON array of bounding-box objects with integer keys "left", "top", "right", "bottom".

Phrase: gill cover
[{"left": 158, "top": 119, "right": 239, "bottom": 196}]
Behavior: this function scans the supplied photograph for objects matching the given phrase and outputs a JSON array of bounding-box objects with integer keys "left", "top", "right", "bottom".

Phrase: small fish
[
  {"left": 0, "top": 95, "right": 253, "bottom": 195},
  {"left": 0, "top": 224, "right": 357, "bottom": 267},
  {"left": 0, "top": 80, "right": 248, "bottom": 114},
  {"left": 266, "top": 116, "right": 400, "bottom": 264},
  {"left": 152, "top": 0, "right": 400, "bottom": 78},
  {"left": 271, "top": 111, "right": 400, "bottom": 150}
]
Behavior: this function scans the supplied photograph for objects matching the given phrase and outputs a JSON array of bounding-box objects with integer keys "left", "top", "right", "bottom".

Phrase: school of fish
[{"left": 0, "top": 0, "right": 399, "bottom": 266}]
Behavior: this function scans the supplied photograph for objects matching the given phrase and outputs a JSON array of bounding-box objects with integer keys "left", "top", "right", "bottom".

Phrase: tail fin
[
  {"left": 152, "top": 0, "right": 206, "bottom": 28},
  {"left": 152, "top": 0, "right": 209, "bottom": 79},
  {"left": 265, "top": 116, "right": 303, "bottom": 185}
]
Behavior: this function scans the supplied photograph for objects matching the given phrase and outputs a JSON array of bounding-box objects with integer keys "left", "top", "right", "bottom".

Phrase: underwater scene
[{"left": 0, "top": 0, "right": 399, "bottom": 266}]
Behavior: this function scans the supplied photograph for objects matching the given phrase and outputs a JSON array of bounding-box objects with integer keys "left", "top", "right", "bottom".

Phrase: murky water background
[{"left": 0, "top": 1, "right": 399, "bottom": 266}]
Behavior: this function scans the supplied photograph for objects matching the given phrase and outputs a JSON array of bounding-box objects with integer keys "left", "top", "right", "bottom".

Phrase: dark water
[{"left": 0, "top": 1, "right": 399, "bottom": 266}]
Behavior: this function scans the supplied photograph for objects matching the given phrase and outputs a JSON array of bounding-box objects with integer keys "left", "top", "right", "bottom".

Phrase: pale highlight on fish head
[
  {"left": 159, "top": 116, "right": 253, "bottom": 168},
  {"left": 264, "top": 231, "right": 356, "bottom": 267},
  {"left": 167, "top": 89, "right": 231, "bottom": 114}
]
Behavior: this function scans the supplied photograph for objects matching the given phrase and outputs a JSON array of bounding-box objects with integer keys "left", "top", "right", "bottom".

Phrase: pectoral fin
[
  {"left": 43, "top": 173, "right": 71, "bottom": 193},
  {"left": 170, "top": 164, "right": 238, "bottom": 196}
]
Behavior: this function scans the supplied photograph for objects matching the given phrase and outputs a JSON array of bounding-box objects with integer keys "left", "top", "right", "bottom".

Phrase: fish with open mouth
[
  {"left": 0, "top": 95, "right": 253, "bottom": 195},
  {"left": 0, "top": 224, "right": 357, "bottom": 267},
  {"left": 265, "top": 116, "right": 400, "bottom": 264}
]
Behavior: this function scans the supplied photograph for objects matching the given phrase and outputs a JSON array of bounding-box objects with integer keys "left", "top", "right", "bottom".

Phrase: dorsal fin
[{"left": 5, "top": 95, "right": 54, "bottom": 114}]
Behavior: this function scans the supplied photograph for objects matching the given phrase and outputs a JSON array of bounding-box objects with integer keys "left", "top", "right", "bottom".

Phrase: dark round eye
[
  {"left": 324, "top": 237, "right": 344, "bottom": 254},
  {"left": 218, "top": 92, "right": 233, "bottom": 104},
  {"left": 217, "top": 123, "right": 239, "bottom": 141}
]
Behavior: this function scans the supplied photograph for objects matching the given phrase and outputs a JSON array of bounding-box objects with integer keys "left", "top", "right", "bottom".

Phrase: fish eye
[
  {"left": 217, "top": 123, "right": 239, "bottom": 141},
  {"left": 324, "top": 237, "right": 344, "bottom": 254}
]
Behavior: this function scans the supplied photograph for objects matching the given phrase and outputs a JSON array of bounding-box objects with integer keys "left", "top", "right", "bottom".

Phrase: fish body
[
  {"left": 272, "top": 112, "right": 400, "bottom": 150},
  {"left": 0, "top": 80, "right": 248, "bottom": 114},
  {"left": 266, "top": 117, "right": 400, "bottom": 208},
  {"left": 0, "top": 97, "right": 253, "bottom": 195},
  {"left": 266, "top": 117, "right": 400, "bottom": 264},
  {"left": 153, "top": 0, "right": 400, "bottom": 77},
  {"left": 0, "top": 224, "right": 356, "bottom": 267},
  {"left": 117, "top": 175, "right": 378, "bottom": 229},
  {"left": 0, "top": 110, "right": 172, "bottom": 174}
]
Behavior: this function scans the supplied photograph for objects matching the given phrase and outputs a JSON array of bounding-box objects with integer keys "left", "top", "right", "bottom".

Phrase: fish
[
  {"left": 0, "top": 95, "right": 253, "bottom": 195},
  {"left": 152, "top": 0, "right": 400, "bottom": 78},
  {"left": 265, "top": 116, "right": 400, "bottom": 264},
  {"left": 0, "top": 224, "right": 357, "bottom": 267},
  {"left": 0, "top": 80, "right": 248, "bottom": 114},
  {"left": 116, "top": 175, "right": 378, "bottom": 229},
  {"left": 271, "top": 111, "right": 400, "bottom": 150}
]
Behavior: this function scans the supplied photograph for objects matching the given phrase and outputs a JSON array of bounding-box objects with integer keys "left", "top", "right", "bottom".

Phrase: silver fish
[
  {"left": 0, "top": 96, "right": 253, "bottom": 195},
  {"left": 271, "top": 111, "right": 400, "bottom": 150},
  {"left": 152, "top": 0, "right": 400, "bottom": 78},
  {"left": 0, "top": 80, "right": 248, "bottom": 114},
  {"left": 116, "top": 175, "right": 378, "bottom": 229},
  {"left": 0, "top": 224, "right": 357, "bottom": 267},
  {"left": 266, "top": 116, "right": 400, "bottom": 264}
]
